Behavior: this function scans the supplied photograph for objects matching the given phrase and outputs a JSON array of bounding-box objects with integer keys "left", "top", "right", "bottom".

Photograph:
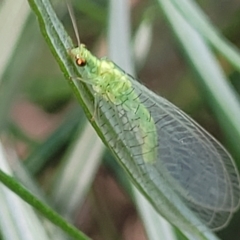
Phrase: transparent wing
[
  {"left": 95, "top": 76, "right": 240, "bottom": 230},
  {"left": 139, "top": 82, "right": 240, "bottom": 230}
]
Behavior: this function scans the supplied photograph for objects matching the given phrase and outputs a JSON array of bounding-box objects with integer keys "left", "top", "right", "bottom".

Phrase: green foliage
[{"left": 0, "top": 0, "right": 240, "bottom": 240}]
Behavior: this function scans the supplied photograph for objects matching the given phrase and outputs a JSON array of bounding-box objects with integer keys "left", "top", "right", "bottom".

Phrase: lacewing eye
[{"left": 76, "top": 58, "right": 86, "bottom": 67}]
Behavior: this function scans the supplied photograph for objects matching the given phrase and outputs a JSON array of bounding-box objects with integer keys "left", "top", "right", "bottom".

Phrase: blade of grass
[
  {"left": 0, "top": 0, "right": 30, "bottom": 81},
  {"left": 108, "top": 0, "right": 134, "bottom": 74},
  {"left": 0, "top": 6, "right": 37, "bottom": 132},
  {"left": 170, "top": 0, "right": 240, "bottom": 72},
  {"left": 133, "top": 6, "right": 155, "bottom": 70},
  {"left": 0, "top": 163, "right": 91, "bottom": 240},
  {"left": 5, "top": 149, "right": 70, "bottom": 240},
  {"left": 0, "top": 145, "right": 55, "bottom": 240}
]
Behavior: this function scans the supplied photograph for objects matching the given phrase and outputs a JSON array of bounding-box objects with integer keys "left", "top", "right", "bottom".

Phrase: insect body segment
[{"left": 70, "top": 44, "right": 158, "bottom": 163}]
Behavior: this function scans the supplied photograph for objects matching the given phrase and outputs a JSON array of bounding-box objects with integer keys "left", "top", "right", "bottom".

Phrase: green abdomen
[{"left": 120, "top": 92, "right": 158, "bottom": 164}]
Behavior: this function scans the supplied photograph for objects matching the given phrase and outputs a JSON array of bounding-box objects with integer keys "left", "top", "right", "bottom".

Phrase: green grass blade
[
  {"left": 108, "top": 0, "right": 134, "bottom": 74},
  {"left": 0, "top": 0, "right": 33, "bottom": 132},
  {"left": 133, "top": 6, "right": 154, "bottom": 70},
  {"left": 0, "top": 161, "right": 90, "bottom": 240},
  {"left": 0, "top": 0, "right": 30, "bottom": 81},
  {"left": 1, "top": 147, "right": 70, "bottom": 240},
  {"left": 170, "top": 0, "right": 240, "bottom": 72},
  {"left": 0, "top": 146, "right": 51, "bottom": 240}
]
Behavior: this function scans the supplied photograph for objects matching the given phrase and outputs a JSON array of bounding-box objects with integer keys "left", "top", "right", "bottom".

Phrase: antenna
[{"left": 66, "top": 0, "right": 81, "bottom": 46}]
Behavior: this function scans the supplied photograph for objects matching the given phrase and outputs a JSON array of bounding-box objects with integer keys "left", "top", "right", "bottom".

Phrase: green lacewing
[{"left": 67, "top": 2, "right": 240, "bottom": 231}]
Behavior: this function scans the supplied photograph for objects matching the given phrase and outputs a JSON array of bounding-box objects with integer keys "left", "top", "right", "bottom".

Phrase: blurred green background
[{"left": 0, "top": 0, "right": 240, "bottom": 239}]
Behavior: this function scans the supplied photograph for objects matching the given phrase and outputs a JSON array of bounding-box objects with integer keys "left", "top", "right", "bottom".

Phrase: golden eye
[{"left": 76, "top": 58, "right": 86, "bottom": 67}]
